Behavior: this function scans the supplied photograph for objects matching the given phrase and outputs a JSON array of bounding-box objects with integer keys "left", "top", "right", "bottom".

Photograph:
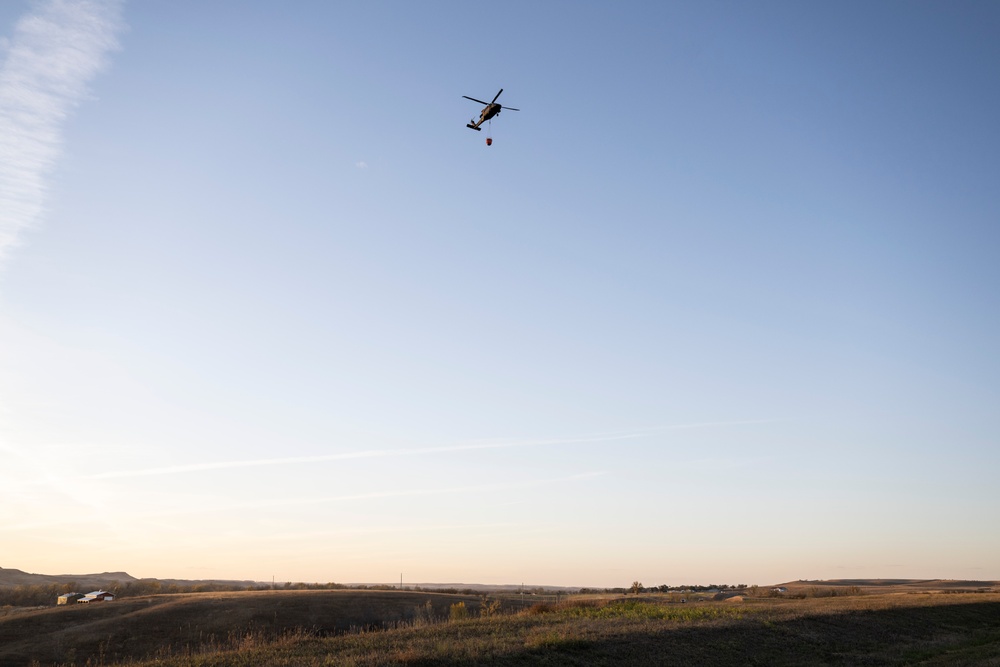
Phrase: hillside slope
[
  {"left": 0, "top": 589, "right": 480, "bottom": 667},
  {"left": 0, "top": 567, "right": 135, "bottom": 590}
]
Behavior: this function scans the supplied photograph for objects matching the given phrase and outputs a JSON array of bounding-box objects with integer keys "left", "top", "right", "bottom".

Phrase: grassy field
[
  {"left": 0, "top": 589, "right": 483, "bottom": 667},
  {"left": 2, "top": 588, "right": 1000, "bottom": 666}
]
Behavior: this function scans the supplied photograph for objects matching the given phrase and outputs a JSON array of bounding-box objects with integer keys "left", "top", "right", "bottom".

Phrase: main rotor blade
[
  {"left": 501, "top": 106, "right": 519, "bottom": 111},
  {"left": 462, "top": 96, "right": 490, "bottom": 105},
  {"left": 491, "top": 88, "right": 503, "bottom": 104}
]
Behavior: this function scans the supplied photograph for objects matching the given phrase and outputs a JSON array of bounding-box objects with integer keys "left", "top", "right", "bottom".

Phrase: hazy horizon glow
[{"left": 1, "top": 1, "right": 998, "bottom": 588}]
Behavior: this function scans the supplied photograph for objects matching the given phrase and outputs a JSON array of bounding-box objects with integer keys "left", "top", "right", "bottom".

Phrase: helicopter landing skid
[{"left": 466, "top": 124, "right": 482, "bottom": 131}]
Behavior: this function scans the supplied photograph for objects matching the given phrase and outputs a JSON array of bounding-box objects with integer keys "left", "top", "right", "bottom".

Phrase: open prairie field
[
  {"left": 776, "top": 579, "right": 999, "bottom": 596},
  {"left": 0, "top": 589, "right": 483, "bottom": 667},
  {"left": 4, "top": 588, "right": 1000, "bottom": 666}
]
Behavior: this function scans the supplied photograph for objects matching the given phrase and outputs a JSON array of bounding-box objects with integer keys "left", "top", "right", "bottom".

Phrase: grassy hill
[
  {"left": 0, "top": 589, "right": 482, "bottom": 667},
  {"left": 0, "top": 568, "right": 136, "bottom": 591},
  {"left": 776, "top": 578, "right": 998, "bottom": 594},
  {"left": 3, "top": 588, "right": 1000, "bottom": 666},
  {"left": 0, "top": 567, "right": 265, "bottom": 593}
]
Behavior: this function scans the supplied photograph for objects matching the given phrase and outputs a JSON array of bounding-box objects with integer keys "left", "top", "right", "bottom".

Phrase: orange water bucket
[{"left": 486, "top": 137, "right": 493, "bottom": 146}]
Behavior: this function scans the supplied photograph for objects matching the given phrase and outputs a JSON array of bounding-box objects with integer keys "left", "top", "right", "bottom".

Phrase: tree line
[
  {"left": 0, "top": 580, "right": 350, "bottom": 608},
  {"left": 578, "top": 583, "right": 751, "bottom": 595}
]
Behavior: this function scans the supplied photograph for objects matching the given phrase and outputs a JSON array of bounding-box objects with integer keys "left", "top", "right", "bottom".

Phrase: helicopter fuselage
[
  {"left": 468, "top": 103, "right": 501, "bottom": 130},
  {"left": 481, "top": 103, "right": 502, "bottom": 122},
  {"left": 464, "top": 89, "right": 518, "bottom": 131}
]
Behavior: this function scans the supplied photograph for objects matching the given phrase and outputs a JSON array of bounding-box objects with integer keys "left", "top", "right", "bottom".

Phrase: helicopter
[{"left": 463, "top": 88, "right": 519, "bottom": 131}]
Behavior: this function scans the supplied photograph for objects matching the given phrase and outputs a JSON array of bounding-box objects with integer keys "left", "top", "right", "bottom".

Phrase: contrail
[
  {"left": 0, "top": 0, "right": 124, "bottom": 263},
  {"left": 88, "top": 420, "right": 779, "bottom": 479}
]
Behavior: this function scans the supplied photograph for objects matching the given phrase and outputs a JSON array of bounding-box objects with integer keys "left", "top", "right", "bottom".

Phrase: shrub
[
  {"left": 479, "top": 596, "right": 502, "bottom": 618},
  {"left": 449, "top": 601, "right": 469, "bottom": 621},
  {"left": 413, "top": 600, "right": 436, "bottom": 626},
  {"left": 525, "top": 603, "right": 554, "bottom": 615}
]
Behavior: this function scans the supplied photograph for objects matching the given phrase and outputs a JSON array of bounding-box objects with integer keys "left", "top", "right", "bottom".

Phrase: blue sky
[{"left": 1, "top": 0, "right": 998, "bottom": 587}]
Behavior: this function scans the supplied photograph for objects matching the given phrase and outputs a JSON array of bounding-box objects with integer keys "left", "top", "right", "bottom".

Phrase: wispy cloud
[
  {"left": 88, "top": 420, "right": 778, "bottom": 480},
  {"left": 146, "top": 471, "right": 606, "bottom": 519},
  {"left": 1, "top": 471, "right": 605, "bottom": 532},
  {"left": 88, "top": 439, "right": 617, "bottom": 479},
  {"left": 0, "top": 0, "right": 124, "bottom": 263}
]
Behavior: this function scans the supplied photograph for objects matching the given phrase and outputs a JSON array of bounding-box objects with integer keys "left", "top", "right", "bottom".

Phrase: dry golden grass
[
  {"left": 4, "top": 588, "right": 1000, "bottom": 666},
  {"left": 143, "top": 592, "right": 1000, "bottom": 666},
  {"left": 0, "top": 589, "right": 482, "bottom": 666}
]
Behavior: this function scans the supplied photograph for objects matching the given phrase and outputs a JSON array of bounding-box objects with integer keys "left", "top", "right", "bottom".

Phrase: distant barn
[{"left": 78, "top": 590, "right": 114, "bottom": 603}]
